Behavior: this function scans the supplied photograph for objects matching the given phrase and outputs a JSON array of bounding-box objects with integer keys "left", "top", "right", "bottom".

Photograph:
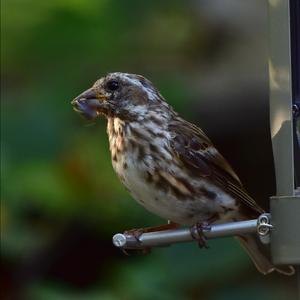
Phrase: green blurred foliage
[{"left": 1, "top": 1, "right": 298, "bottom": 299}]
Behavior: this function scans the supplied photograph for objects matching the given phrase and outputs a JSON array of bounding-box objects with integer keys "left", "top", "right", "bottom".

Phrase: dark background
[{"left": 1, "top": 1, "right": 298, "bottom": 299}]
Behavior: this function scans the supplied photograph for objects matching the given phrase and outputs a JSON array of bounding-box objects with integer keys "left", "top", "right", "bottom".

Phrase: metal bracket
[{"left": 112, "top": 213, "right": 272, "bottom": 250}]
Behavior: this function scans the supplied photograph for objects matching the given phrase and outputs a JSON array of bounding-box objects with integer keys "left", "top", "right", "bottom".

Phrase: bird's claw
[
  {"left": 124, "top": 228, "right": 144, "bottom": 242},
  {"left": 190, "top": 222, "right": 211, "bottom": 249},
  {"left": 121, "top": 228, "right": 152, "bottom": 256}
]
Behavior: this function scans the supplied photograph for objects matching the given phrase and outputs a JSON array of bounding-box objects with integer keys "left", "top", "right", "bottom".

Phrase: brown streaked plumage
[{"left": 71, "top": 72, "right": 294, "bottom": 275}]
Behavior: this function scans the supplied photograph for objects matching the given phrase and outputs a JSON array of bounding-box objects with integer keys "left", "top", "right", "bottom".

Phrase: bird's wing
[{"left": 169, "top": 118, "right": 263, "bottom": 214}]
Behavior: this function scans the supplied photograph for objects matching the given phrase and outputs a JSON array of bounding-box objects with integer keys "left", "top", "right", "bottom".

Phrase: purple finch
[{"left": 71, "top": 72, "right": 294, "bottom": 275}]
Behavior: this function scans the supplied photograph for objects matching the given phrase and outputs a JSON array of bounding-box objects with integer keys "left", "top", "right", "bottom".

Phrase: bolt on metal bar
[{"left": 112, "top": 214, "right": 271, "bottom": 249}]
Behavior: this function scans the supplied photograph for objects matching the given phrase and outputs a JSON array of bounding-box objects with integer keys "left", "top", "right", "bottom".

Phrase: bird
[{"left": 71, "top": 72, "right": 294, "bottom": 275}]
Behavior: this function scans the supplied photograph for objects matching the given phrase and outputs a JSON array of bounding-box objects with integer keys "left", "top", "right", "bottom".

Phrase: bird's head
[{"left": 71, "top": 72, "right": 169, "bottom": 121}]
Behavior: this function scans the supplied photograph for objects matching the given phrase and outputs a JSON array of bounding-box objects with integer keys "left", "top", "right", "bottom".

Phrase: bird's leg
[
  {"left": 190, "top": 222, "right": 211, "bottom": 249},
  {"left": 190, "top": 215, "right": 218, "bottom": 249},
  {"left": 124, "top": 221, "right": 180, "bottom": 239},
  {"left": 122, "top": 222, "right": 180, "bottom": 256}
]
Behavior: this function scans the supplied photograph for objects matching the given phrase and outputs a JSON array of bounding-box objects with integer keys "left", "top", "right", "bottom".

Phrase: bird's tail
[{"left": 236, "top": 234, "right": 295, "bottom": 275}]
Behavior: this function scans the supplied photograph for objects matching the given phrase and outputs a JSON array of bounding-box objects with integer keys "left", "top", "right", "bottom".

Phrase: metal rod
[{"left": 113, "top": 218, "right": 260, "bottom": 249}]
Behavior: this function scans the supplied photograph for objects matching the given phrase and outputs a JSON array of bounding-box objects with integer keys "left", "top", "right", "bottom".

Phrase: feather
[{"left": 169, "top": 117, "right": 263, "bottom": 215}]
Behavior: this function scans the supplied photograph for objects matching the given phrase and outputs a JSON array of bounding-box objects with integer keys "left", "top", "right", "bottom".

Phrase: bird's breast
[{"left": 106, "top": 118, "right": 238, "bottom": 225}]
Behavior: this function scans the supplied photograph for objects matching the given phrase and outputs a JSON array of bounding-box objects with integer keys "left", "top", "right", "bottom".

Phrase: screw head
[
  {"left": 112, "top": 233, "right": 127, "bottom": 247},
  {"left": 293, "top": 104, "right": 300, "bottom": 118}
]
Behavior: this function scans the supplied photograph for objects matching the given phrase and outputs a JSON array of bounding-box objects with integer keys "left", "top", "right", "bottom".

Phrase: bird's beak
[{"left": 71, "top": 88, "right": 108, "bottom": 120}]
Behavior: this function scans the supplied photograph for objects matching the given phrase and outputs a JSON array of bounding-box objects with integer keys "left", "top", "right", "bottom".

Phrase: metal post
[{"left": 268, "top": 0, "right": 300, "bottom": 270}]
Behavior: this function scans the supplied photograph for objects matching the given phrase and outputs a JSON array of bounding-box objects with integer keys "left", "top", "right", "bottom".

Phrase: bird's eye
[{"left": 106, "top": 80, "right": 119, "bottom": 91}]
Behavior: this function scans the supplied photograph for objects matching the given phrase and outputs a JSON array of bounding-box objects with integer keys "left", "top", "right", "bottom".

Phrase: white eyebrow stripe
[
  {"left": 143, "top": 86, "right": 157, "bottom": 101},
  {"left": 112, "top": 72, "right": 158, "bottom": 101}
]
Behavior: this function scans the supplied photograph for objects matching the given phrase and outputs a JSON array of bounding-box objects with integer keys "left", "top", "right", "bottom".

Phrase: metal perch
[{"left": 112, "top": 213, "right": 272, "bottom": 250}]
